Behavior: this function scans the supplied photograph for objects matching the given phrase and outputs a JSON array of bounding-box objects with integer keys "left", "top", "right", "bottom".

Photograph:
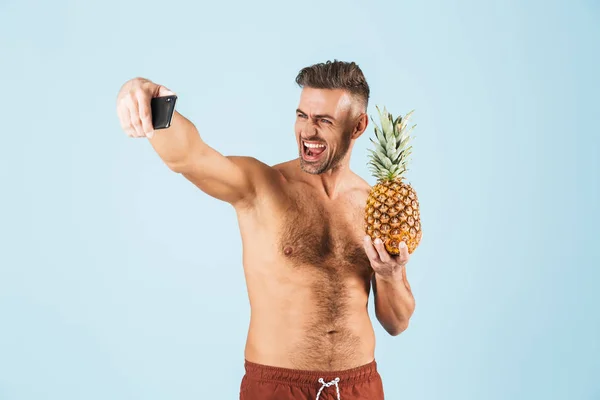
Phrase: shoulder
[
  {"left": 349, "top": 173, "right": 372, "bottom": 199},
  {"left": 354, "top": 174, "right": 371, "bottom": 192},
  {"left": 227, "top": 156, "right": 286, "bottom": 183},
  {"left": 226, "top": 155, "right": 272, "bottom": 170},
  {"left": 228, "top": 156, "right": 298, "bottom": 211},
  {"left": 332, "top": 173, "right": 372, "bottom": 215},
  {"left": 271, "top": 159, "right": 303, "bottom": 183}
]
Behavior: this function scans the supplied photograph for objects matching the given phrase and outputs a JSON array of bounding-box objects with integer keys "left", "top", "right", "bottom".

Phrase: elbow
[
  {"left": 164, "top": 140, "right": 208, "bottom": 174},
  {"left": 165, "top": 159, "right": 187, "bottom": 173},
  {"left": 376, "top": 302, "right": 415, "bottom": 336},
  {"left": 162, "top": 135, "right": 205, "bottom": 173},
  {"left": 165, "top": 151, "right": 198, "bottom": 173},
  {"left": 386, "top": 320, "right": 410, "bottom": 336}
]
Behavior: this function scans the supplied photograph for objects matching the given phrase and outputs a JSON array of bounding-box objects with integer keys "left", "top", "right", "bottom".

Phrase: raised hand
[{"left": 116, "top": 77, "right": 175, "bottom": 139}]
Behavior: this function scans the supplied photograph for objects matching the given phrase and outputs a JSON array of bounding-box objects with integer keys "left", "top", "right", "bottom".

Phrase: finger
[
  {"left": 397, "top": 241, "right": 410, "bottom": 265},
  {"left": 135, "top": 91, "right": 154, "bottom": 138},
  {"left": 127, "top": 97, "right": 145, "bottom": 137},
  {"left": 363, "top": 236, "right": 380, "bottom": 263},
  {"left": 373, "top": 238, "right": 392, "bottom": 263},
  {"left": 118, "top": 100, "right": 138, "bottom": 138},
  {"left": 117, "top": 102, "right": 135, "bottom": 137}
]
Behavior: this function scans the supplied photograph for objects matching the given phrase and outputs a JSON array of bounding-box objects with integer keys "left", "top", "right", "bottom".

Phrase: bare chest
[{"left": 276, "top": 193, "right": 371, "bottom": 278}]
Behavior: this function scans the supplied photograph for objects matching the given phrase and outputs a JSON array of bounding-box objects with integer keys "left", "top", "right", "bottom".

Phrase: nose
[{"left": 300, "top": 118, "right": 318, "bottom": 138}]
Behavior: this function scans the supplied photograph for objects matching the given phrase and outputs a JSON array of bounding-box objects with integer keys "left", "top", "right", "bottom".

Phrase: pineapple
[{"left": 365, "top": 106, "right": 422, "bottom": 255}]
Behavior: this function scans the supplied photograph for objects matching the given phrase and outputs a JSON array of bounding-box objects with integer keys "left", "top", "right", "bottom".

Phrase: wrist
[{"left": 375, "top": 267, "right": 404, "bottom": 284}]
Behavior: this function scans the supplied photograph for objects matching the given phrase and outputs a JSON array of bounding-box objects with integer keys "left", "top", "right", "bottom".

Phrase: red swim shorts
[{"left": 239, "top": 359, "right": 385, "bottom": 399}]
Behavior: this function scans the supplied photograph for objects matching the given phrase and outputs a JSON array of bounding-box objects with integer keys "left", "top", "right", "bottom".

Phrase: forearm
[
  {"left": 146, "top": 110, "right": 261, "bottom": 205},
  {"left": 147, "top": 111, "right": 206, "bottom": 170},
  {"left": 372, "top": 269, "right": 415, "bottom": 336}
]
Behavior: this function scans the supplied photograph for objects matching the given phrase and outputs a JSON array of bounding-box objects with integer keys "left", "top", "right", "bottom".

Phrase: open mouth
[{"left": 302, "top": 140, "right": 327, "bottom": 162}]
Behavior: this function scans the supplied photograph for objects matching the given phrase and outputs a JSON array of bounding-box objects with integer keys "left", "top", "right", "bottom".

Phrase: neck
[{"left": 302, "top": 157, "right": 354, "bottom": 199}]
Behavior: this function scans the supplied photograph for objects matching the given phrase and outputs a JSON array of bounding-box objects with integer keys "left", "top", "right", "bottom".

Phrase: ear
[{"left": 351, "top": 112, "right": 369, "bottom": 140}]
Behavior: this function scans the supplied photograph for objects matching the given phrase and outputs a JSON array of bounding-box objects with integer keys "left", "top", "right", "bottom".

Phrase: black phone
[{"left": 150, "top": 95, "right": 177, "bottom": 129}]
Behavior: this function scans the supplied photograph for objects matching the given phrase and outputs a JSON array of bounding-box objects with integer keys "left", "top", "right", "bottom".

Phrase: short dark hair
[{"left": 295, "top": 60, "right": 370, "bottom": 109}]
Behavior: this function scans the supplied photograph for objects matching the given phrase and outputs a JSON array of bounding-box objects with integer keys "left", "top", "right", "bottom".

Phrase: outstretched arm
[
  {"left": 364, "top": 237, "right": 416, "bottom": 336},
  {"left": 148, "top": 111, "right": 268, "bottom": 206},
  {"left": 117, "top": 78, "right": 273, "bottom": 207}
]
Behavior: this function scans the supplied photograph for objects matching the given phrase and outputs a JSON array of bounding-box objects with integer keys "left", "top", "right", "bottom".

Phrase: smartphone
[{"left": 150, "top": 95, "right": 177, "bottom": 129}]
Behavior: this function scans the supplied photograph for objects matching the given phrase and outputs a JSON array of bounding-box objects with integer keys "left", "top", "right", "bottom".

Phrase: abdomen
[{"left": 244, "top": 265, "right": 376, "bottom": 371}]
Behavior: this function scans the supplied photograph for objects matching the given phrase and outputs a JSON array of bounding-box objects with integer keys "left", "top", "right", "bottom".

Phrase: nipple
[{"left": 283, "top": 246, "right": 293, "bottom": 256}]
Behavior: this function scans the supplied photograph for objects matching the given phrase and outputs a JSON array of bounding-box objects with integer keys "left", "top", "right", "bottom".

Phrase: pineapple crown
[{"left": 367, "top": 106, "right": 416, "bottom": 181}]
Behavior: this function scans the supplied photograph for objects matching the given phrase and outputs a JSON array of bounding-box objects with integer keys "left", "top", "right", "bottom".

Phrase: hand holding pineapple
[{"left": 363, "top": 236, "right": 411, "bottom": 281}]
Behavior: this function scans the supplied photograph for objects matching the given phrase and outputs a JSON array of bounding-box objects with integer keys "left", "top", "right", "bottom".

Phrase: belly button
[{"left": 283, "top": 246, "right": 293, "bottom": 256}]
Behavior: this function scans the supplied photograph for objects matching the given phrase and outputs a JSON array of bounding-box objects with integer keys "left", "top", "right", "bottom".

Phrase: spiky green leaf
[{"left": 366, "top": 106, "right": 417, "bottom": 180}]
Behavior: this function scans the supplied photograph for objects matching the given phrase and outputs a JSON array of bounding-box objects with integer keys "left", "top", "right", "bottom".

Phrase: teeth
[{"left": 303, "top": 141, "right": 326, "bottom": 148}]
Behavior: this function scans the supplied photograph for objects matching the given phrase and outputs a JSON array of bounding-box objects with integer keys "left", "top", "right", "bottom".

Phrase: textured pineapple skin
[{"left": 365, "top": 179, "right": 422, "bottom": 255}]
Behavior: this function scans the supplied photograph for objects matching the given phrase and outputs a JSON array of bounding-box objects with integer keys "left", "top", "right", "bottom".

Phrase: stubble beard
[{"left": 299, "top": 130, "right": 353, "bottom": 175}]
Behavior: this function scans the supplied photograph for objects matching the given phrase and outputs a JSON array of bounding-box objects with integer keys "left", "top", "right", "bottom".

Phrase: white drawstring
[{"left": 315, "top": 377, "right": 340, "bottom": 400}]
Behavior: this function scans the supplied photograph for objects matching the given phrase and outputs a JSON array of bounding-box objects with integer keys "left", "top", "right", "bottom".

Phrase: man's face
[{"left": 295, "top": 88, "right": 361, "bottom": 174}]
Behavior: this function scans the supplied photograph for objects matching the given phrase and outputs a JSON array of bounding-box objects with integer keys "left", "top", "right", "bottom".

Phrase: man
[{"left": 116, "top": 60, "right": 415, "bottom": 400}]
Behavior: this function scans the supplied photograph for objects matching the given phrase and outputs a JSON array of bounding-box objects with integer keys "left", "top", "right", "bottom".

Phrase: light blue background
[{"left": 1, "top": 0, "right": 598, "bottom": 399}]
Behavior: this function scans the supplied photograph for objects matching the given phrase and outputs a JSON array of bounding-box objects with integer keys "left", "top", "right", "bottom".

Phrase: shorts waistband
[{"left": 243, "top": 359, "right": 378, "bottom": 387}]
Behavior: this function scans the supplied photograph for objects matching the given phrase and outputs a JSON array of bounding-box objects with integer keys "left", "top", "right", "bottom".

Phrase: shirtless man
[{"left": 116, "top": 60, "right": 416, "bottom": 400}]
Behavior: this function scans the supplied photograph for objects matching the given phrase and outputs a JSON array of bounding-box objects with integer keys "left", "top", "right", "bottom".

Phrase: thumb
[
  {"left": 157, "top": 85, "right": 175, "bottom": 97},
  {"left": 149, "top": 82, "right": 175, "bottom": 98}
]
